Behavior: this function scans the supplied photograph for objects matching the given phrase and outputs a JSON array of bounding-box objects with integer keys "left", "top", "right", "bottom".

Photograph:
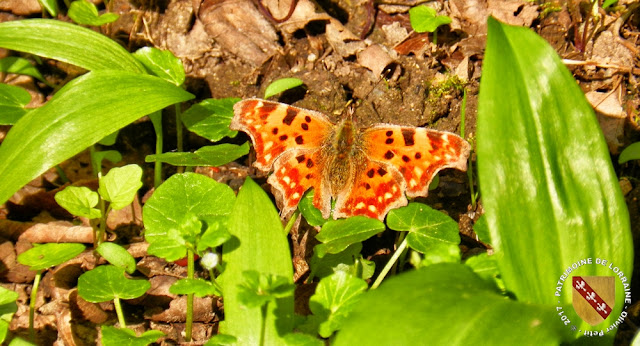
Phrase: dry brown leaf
[
  {"left": 0, "top": 0, "right": 41, "bottom": 15},
  {"left": 448, "top": 0, "right": 538, "bottom": 36},
  {"left": 274, "top": 0, "right": 331, "bottom": 34},
  {"left": 357, "top": 44, "right": 397, "bottom": 76},
  {"left": 17, "top": 221, "right": 94, "bottom": 244},
  {"left": 199, "top": 0, "right": 280, "bottom": 67},
  {"left": 585, "top": 87, "right": 626, "bottom": 153}
]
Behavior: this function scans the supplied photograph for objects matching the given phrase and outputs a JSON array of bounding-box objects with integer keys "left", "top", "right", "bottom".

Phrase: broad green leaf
[
  {"left": 264, "top": 78, "right": 304, "bottom": 99},
  {"left": 170, "top": 278, "right": 221, "bottom": 297},
  {"left": 97, "top": 242, "right": 136, "bottom": 274},
  {"left": 0, "top": 83, "right": 30, "bottom": 125},
  {"left": 145, "top": 143, "right": 249, "bottom": 167},
  {"left": 619, "top": 141, "right": 640, "bottom": 164},
  {"left": 282, "top": 333, "right": 323, "bottom": 346},
  {"left": 91, "top": 150, "right": 123, "bottom": 175},
  {"left": 8, "top": 337, "right": 34, "bottom": 346},
  {"left": 17, "top": 243, "right": 85, "bottom": 271},
  {"left": 472, "top": 214, "right": 491, "bottom": 244},
  {"left": 220, "top": 178, "right": 294, "bottom": 345},
  {"left": 98, "top": 131, "right": 119, "bottom": 146},
  {"left": 386, "top": 203, "right": 460, "bottom": 253},
  {"left": 98, "top": 164, "right": 143, "bottom": 210},
  {"left": 68, "top": 0, "right": 119, "bottom": 26},
  {"left": 464, "top": 253, "right": 502, "bottom": 291},
  {"left": 145, "top": 232, "right": 187, "bottom": 262},
  {"left": 78, "top": 265, "right": 150, "bottom": 302},
  {"left": 419, "top": 242, "right": 460, "bottom": 266},
  {"left": 101, "top": 325, "right": 165, "bottom": 346},
  {"left": 334, "top": 264, "right": 568, "bottom": 345},
  {"left": 0, "top": 70, "right": 193, "bottom": 205},
  {"left": 0, "top": 19, "right": 144, "bottom": 72},
  {"left": 133, "top": 47, "right": 185, "bottom": 86},
  {"left": 182, "top": 98, "right": 240, "bottom": 142},
  {"left": 237, "top": 271, "right": 295, "bottom": 308},
  {"left": 54, "top": 186, "right": 101, "bottom": 219},
  {"left": 0, "top": 57, "right": 46, "bottom": 83},
  {"left": 309, "top": 271, "right": 367, "bottom": 338},
  {"left": 37, "top": 0, "right": 58, "bottom": 16},
  {"left": 298, "top": 190, "right": 326, "bottom": 226},
  {"left": 205, "top": 334, "right": 237, "bottom": 345},
  {"left": 477, "top": 17, "right": 632, "bottom": 336},
  {"left": 315, "top": 217, "right": 385, "bottom": 257},
  {"left": 0, "top": 286, "right": 18, "bottom": 344},
  {"left": 143, "top": 173, "right": 235, "bottom": 246},
  {"left": 198, "top": 223, "right": 232, "bottom": 251},
  {"left": 309, "top": 243, "right": 362, "bottom": 280},
  {"left": 409, "top": 5, "right": 452, "bottom": 33}
]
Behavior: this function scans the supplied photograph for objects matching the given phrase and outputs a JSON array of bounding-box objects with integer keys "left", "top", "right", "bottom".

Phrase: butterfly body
[{"left": 231, "top": 98, "right": 470, "bottom": 221}]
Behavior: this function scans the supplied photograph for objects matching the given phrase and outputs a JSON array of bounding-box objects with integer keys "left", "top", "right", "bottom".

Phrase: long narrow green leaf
[
  {"left": 477, "top": 17, "right": 632, "bottom": 337},
  {"left": 0, "top": 19, "right": 144, "bottom": 72},
  {"left": 0, "top": 70, "right": 193, "bottom": 205},
  {"left": 221, "top": 178, "right": 294, "bottom": 344}
]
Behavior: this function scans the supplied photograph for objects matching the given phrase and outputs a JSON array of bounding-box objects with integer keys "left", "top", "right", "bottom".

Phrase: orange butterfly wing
[{"left": 231, "top": 99, "right": 334, "bottom": 217}]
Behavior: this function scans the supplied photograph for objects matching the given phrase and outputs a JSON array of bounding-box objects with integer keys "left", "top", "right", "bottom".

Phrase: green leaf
[
  {"left": 78, "top": 265, "right": 150, "bottom": 302},
  {"left": 37, "top": 0, "right": 58, "bottom": 16},
  {"left": 477, "top": 17, "right": 632, "bottom": 335},
  {"left": 315, "top": 217, "right": 385, "bottom": 258},
  {"left": 464, "top": 253, "right": 503, "bottom": 291},
  {"left": 0, "top": 83, "right": 30, "bottom": 125},
  {"left": 17, "top": 243, "right": 85, "bottom": 271},
  {"left": 0, "top": 57, "right": 47, "bottom": 83},
  {"left": 182, "top": 98, "right": 240, "bottom": 142},
  {"left": 145, "top": 143, "right": 249, "bottom": 167},
  {"left": 472, "top": 214, "right": 491, "bottom": 244},
  {"left": 198, "top": 222, "right": 232, "bottom": 251},
  {"left": 419, "top": 242, "right": 460, "bottom": 266},
  {"left": 205, "top": 334, "right": 237, "bottom": 345},
  {"left": 220, "top": 178, "right": 294, "bottom": 344},
  {"left": 92, "top": 150, "right": 123, "bottom": 174},
  {"left": 0, "top": 19, "right": 144, "bottom": 72},
  {"left": 0, "top": 70, "right": 193, "bottom": 206},
  {"left": 68, "top": 0, "right": 119, "bottom": 26},
  {"left": 143, "top": 173, "right": 235, "bottom": 259},
  {"left": 98, "top": 164, "right": 143, "bottom": 210},
  {"left": 8, "top": 337, "right": 34, "bottom": 346},
  {"left": 309, "top": 271, "right": 367, "bottom": 338},
  {"left": 282, "top": 333, "right": 323, "bottom": 346},
  {"left": 0, "top": 286, "right": 18, "bottom": 344},
  {"left": 101, "top": 325, "right": 165, "bottom": 346},
  {"left": 237, "top": 270, "right": 295, "bottom": 308},
  {"left": 309, "top": 243, "right": 362, "bottom": 281},
  {"left": 298, "top": 190, "right": 327, "bottom": 227},
  {"left": 264, "top": 78, "right": 304, "bottom": 99},
  {"left": 602, "top": 0, "right": 617, "bottom": 9},
  {"left": 409, "top": 5, "right": 452, "bottom": 33},
  {"left": 619, "top": 141, "right": 640, "bottom": 164},
  {"left": 54, "top": 186, "right": 101, "bottom": 219},
  {"left": 334, "top": 264, "right": 568, "bottom": 344},
  {"left": 133, "top": 47, "right": 185, "bottom": 86},
  {"left": 170, "top": 278, "right": 221, "bottom": 297},
  {"left": 97, "top": 242, "right": 136, "bottom": 274},
  {"left": 386, "top": 203, "right": 460, "bottom": 254},
  {"left": 98, "top": 131, "right": 119, "bottom": 146}
]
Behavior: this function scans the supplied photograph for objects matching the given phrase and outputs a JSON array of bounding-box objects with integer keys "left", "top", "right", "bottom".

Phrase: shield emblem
[{"left": 572, "top": 276, "right": 615, "bottom": 326}]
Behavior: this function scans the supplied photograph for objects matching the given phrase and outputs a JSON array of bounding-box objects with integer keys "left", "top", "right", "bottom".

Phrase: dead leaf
[
  {"left": 357, "top": 44, "right": 397, "bottom": 76},
  {"left": 585, "top": 87, "right": 626, "bottom": 153}
]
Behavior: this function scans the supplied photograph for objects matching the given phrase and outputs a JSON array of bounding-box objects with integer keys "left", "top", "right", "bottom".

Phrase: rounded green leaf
[
  {"left": 386, "top": 203, "right": 460, "bottom": 254},
  {"left": 181, "top": 98, "right": 240, "bottom": 142},
  {"left": 54, "top": 186, "right": 101, "bottom": 219},
  {"left": 619, "top": 141, "right": 640, "bottom": 164},
  {"left": 78, "top": 265, "right": 150, "bottom": 302},
  {"left": 315, "top": 217, "right": 385, "bottom": 257},
  {"left": 69, "top": 0, "right": 119, "bottom": 26},
  {"left": 298, "top": 190, "right": 327, "bottom": 227},
  {"left": 98, "top": 164, "right": 143, "bottom": 210},
  {"left": 17, "top": 243, "right": 85, "bottom": 271},
  {"left": 263, "top": 78, "right": 304, "bottom": 99},
  {"left": 170, "top": 278, "right": 221, "bottom": 297},
  {"left": 101, "top": 325, "right": 164, "bottom": 346},
  {"left": 96, "top": 242, "right": 136, "bottom": 274},
  {"left": 409, "top": 5, "right": 451, "bottom": 33},
  {"left": 334, "top": 264, "right": 569, "bottom": 345},
  {"left": 133, "top": 47, "right": 185, "bottom": 86}
]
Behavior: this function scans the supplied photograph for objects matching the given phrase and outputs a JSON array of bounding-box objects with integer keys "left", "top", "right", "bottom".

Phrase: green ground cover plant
[{"left": 0, "top": 13, "right": 633, "bottom": 346}]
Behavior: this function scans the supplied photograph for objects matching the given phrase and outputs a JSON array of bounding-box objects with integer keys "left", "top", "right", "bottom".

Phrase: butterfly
[{"left": 230, "top": 98, "right": 471, "bottom": 221}]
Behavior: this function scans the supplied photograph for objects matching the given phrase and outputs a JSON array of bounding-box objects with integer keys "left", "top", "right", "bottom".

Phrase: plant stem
[
  {"left": 149, "top": 111, "right": 163, "bottom": 187},
  {"left": 371, "top": 236, "right": 408, "bottom": 289},
  {"left": 185, "top": 249, "right": 195, "bottom": 341},
  {"left": 283, "top": 210, "right": 299, "bottom": 235},
  {"left": 175, "top": 104, "right": 184, "bottom": 174},
  {"left": 460, "top": 88, "right": 477, "bottom": 209},
  {"left": 259, "top": 303, "right": 268, "bottom": 346},
  {"left": 29, "top": 270, "right": 42, "bottom": 342},
  {"left": 97, "top": 197, "right": 107, "bottom": 246},
  {"left": 113, "top": 297, "right": 126, "bottom": 328}
]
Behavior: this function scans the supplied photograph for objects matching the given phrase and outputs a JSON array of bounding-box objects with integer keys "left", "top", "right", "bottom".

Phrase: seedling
[
  {"left": 143, "top": 172, "right": 235, "bottom": 341},
  {"left": 100, "top": 325, "right": 164, "bottom": 346},
  {"left": 55, "top": 164, "right": 143, "bottom": 247},
  {"left": 619, "top": 141, "right": 640, "bottom": 164},
  {"left": 409, "top": 5, "right": 452, "bottom": 44},
  {"left": 17, "top": 243, "right": 85, "bottom": 341},
  {"left": 77, "top": 265, "right": 156, "bottom": 340},
  {"left": 263, "top": 77, "right": 304, "bottom": 99},
  {"left": 68, "top": 0, "right": 119, "bottom": 26}
]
